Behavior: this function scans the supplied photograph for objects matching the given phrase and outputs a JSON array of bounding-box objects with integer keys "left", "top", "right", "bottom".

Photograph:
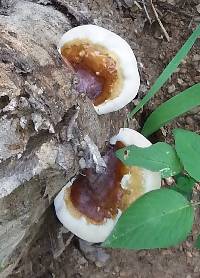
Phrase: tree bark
[{"left": 0, "top": 0, "right": 139, "bottom": 276}]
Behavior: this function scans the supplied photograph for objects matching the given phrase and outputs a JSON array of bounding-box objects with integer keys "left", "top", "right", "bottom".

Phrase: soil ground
[{"left": 9, "top": 0, "right": 200, "bottom": 277}]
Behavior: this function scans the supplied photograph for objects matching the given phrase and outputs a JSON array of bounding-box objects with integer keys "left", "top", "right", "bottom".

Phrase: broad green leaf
[
  {"left": 173, "top": 175, "right": 195, "bottom": 201},
  {"left": 116, "top": 142, "right": 183, "bottom": 178},
  {"left": 103, "top": 189, "right": 194, "bottom": 249},
  {"left": 195, "top": 235, "right": 200, "bottom": 249},
  {"left": 129, "top": 24, "right": 200, "bottom": 118},
  {"left": 142, "top": 84, "right": 200, "bottom": 137},
  {"left": 174, "top": 129, "right": 200, "bottom": 181}
]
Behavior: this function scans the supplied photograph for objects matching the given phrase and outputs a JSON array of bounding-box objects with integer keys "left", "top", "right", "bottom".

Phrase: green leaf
[
  {"left": 142, "top": 84, "right": 200, "bottom": 137},
  {"left": 129, "top": 24, "right": 200, "bottom": 118},
  {"left": 173, "top": 175, "right": 195, "bottom": 201},
  {"left": 103, "top": 189, "right": 194, "bottom": 249},
  {"left": 195, "top": 235, "right": 200, "bottom": 249},
  {"left": 116, "top": 142, "right": 183, "bottom": 178},
  {"left": 174, "top": 129, "right": 200, "bottom": 181}
]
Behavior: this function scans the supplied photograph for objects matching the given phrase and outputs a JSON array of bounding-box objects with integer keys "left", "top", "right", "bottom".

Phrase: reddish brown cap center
[
  {"left": 69, "top": 142, "right": 127, "bottom": 223},
  {"left": 61, "top": 40, "right": 121, "bottom": 106}
]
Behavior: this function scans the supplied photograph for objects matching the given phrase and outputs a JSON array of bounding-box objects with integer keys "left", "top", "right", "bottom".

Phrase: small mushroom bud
[
  {"left": 58, "top": 25, "right": 140, "bottom": 115},
  {"left": 54, "top": 128, "right": 161, "bottom": 243}
]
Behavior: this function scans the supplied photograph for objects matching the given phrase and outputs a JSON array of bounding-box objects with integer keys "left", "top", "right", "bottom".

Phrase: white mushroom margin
[
  {"left": 110, "top": 128, "right": 161, "bottom": 193},
  {"left": 58, "top": 25, "right": 140, "bottom": 115},
  {"left": 54, "top": 128, "right": 161, "bottom": 243},
  {"left": 54, "top": 180, "right": 121, "bottom": 243}
]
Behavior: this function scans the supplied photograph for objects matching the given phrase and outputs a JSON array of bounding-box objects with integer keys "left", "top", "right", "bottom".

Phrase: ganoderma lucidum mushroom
[
  {"left": 54, "top": 128, "right": 161, "bottom": 243},
  {"left": 58, "top": 25, "right": 140, "bottom": 115}
]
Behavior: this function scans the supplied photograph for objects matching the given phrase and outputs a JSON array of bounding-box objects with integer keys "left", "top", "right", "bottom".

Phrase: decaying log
[{"left": 0, "top": 0, "right": 139, "bottom": 275}]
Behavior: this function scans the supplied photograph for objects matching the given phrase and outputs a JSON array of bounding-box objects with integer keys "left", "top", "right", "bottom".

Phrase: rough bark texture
[
  {"left": 1, "top": 0, "right": 200, "bottom": 277},
  {"left": 0, "top": 0, "right": 140, "bottom": 275}
]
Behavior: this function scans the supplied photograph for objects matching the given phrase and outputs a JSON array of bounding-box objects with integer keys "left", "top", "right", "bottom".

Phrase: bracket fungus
[
  {"left": 58, "top": 25, "right": 140, "bottom": 115},
  {"left": 54, "top": 128, "right": 161, "bottom": 243}
]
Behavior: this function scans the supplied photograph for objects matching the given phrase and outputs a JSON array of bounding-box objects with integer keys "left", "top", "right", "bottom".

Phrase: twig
[
  {"left": 150, "top": 0, "right": 170, "bottom": 41},
  {"left": 134, "top": 0, "right": 142, "bottom": 10},
  {"left": 142, "top": 0, "right": 151, "bottom": 24},
  {"left": 192, "top": 201, "right": 200, "bottom": 207}
]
